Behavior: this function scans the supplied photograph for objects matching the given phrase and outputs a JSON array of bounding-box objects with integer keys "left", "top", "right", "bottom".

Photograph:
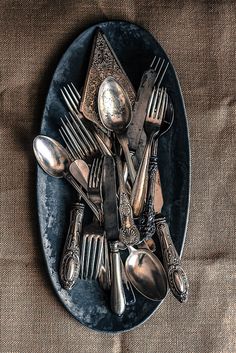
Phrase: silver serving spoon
[
  {"left": 33, "top": 135, "right": 101, "bottom": 221},
  {"left": 125, "top": 245, "right": 168, "bottom": 301},
  {"left": 98, "top": 76, "right": 136, "bottom": 184}
]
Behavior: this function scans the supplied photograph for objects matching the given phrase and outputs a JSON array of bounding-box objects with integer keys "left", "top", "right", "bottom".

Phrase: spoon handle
[
  {"left": 155, "top": 215, "right": 189, "bottom": 303},
  {"left": 65, "top": 173, "right": 102, "bottom": 222},
  {"left": 117, "top": 134, "right": 136, "bottom": 184},
  {"left": 60, "top": 203, "right": 84, "bottom": 290}
]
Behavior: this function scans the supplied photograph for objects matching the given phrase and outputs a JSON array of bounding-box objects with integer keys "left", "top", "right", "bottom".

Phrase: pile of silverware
[{"left": 33, "top": 30, "right": 188, "bottom": 316}]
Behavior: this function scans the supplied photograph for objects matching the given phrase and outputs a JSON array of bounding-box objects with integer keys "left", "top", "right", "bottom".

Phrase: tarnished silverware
[
  {"left": 33, "top": 135, "right": 101, "bottom": 222},
  {"left": 115, "top": 153, "right": 140, "bottom": 246},
  {"left": 131, "top": 87, "right": 168, "bottom": 217},
  {"left": 61, "top": 83, "right": 112, "bottom": 156},
  {"left": 80, "top": 232, "right": 104, "bottom": 280},
  {"left": 98, "top": 77, "right": 136, "bottom": 184},
  {"left": 125, "top": 244, "right": 168, "bottom": 301},
  {"left": 80, "top": 29, "right": 136, "bottom": 126},
  {"left": 127, "top": 57, "right": 169, "bottom": 155},
  {"left": 59, "top": 202, "right": 84, "bottom": 290},
  {"left": 120, "top": 258, "right": 136, "bottom": 306},
  {"left": 79, "top": 157, "right": 104, "bottom": 280},
  {"left": 102, "top": 155, "right": 126, "bottom": 316}
]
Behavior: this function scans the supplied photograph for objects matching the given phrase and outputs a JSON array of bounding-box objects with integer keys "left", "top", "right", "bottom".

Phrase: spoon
[
  {"left": 33, "top": 135, "right": 101, "bottom": 221},
  {"left": 125, "top": 245, "right": 168, "bottom": 301},
  {"left": 98, "top": 76, "right": 136, "bottom": 184},
  {"left": 69, "top": 159, "right": 89, "bottom": 191}
]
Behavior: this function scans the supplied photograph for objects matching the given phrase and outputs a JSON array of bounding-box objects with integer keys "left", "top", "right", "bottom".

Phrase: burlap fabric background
[{"left": 0, "top": 1, "right": 235, "bottom": 352}]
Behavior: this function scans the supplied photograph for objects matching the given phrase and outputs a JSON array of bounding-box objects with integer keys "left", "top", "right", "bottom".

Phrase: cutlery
[
  {"left": 98, "top": 76, "right": 136, "bottom": 184},
  {"left": 131, "top": 87, "right": 168, "bottom": 217},
  {"left": 33, "top": 135, "right": 101, "bottom": 222},
  {"left": 79, "top": 157, "right": 105, "bottom": 280},
  {"left": 69, "top": 160, "right": 89, "bottom": 191},
  {"left": 59, "top": 202, "right": 84, "bottom": 290},
  {"left": 115, "top": 153, "right": 140, "bottom": 246},
  {"left": 127, "top": 57, "right": 169, "bottom": 155},
  {"left": 61, "top": 83, "right": 112, "bottom": 156},
  {"left": 102, "top": 155, "right": 126, "bottom": 316},
  {"left": 146, "top": 104, "right": 189, "bottom": 303},
  {"left": 120, "top": 258, "right": 136, "bottom": 305},
  {"left": 80, "top": 29, "right": 136, "bottom": 128},
  {"left": 125, "top": 244, "right": 168, "bottom": 301}
]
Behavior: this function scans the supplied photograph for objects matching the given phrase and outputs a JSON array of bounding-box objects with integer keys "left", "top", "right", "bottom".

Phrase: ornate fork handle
[
  {"left": 116, "top": 156, "right": 140, "bottom": 246},
  {"left": 155, "top": 215, "right": 189, "bottom": 303},
  {"left": 60, "top": 203, "right": 84, "bottom": 290}
]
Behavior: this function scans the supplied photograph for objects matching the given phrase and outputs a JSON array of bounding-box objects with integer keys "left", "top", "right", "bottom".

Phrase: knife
[
  {"left": 102, "top": 156, "right": 126, "bottom": 315},
  {"left": 140, "top": 145, "right": 189, "bottom": 303}
]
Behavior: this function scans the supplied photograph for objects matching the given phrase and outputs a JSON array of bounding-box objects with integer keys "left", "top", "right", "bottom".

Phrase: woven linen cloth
[{"left": 0, "top": 1, "right": 235, "bottom": 352}]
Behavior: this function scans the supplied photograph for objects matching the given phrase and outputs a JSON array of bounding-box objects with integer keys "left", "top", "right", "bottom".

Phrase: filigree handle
[
  {"left": 138, "top": 155, "right": 159, "bottom": 238},
  {"left": 116, "top": 156, "right": 140, "bottom": 246},
  {"left": 155, "top": 215, "right": 189, "bottom": 303},
  {"left": 60, "top": 203, "right": 84, "bottom": 290}
]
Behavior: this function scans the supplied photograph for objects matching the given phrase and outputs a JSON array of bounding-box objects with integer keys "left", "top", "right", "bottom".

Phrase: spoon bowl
[
  {"left": 125, "top": 246, "right": 168, "bottom": 301},
  {"left": 98, "top": 76, "right": 132, "bottom": 133},
  {"left": 33, "top": 135, "right": 70, "bottom": 178}
]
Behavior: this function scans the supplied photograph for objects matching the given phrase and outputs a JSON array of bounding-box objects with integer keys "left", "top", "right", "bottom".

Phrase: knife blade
[{"left": 102, "top": 156, "right": 126, "bottom": 315}]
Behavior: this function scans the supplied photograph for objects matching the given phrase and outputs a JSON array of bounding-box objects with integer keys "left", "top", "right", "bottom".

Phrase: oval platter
[{"left": 37, "top": 21, "right": 190, "bottom": 333}]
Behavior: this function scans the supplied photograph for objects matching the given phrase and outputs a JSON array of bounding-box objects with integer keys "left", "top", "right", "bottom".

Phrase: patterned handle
[
  {"left": 155, "top": 215, "right": 189, "bottom": 303},
  {"left": 60, "top": 203, "right": 84, "bottom": 290}
]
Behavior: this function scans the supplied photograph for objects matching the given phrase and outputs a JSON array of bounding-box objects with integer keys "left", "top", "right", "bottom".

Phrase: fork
[
  {"left": 80, "top": 157, "right": 105, "bottom": 280},
  {"left": 59, "top": 113, "right": 100, "bottom": 163},
  {"left": 131, "top": 87, "right": 168, "bottom": 217},
  {"left": 61, "top": 83, "right": 112, "bottom": 156}
]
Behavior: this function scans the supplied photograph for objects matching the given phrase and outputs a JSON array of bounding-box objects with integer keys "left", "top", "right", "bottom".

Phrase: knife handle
[
  {"left": 155, "top": 215, "right": 189, "bottom": 303},
  {"left": 109, "top": 241, "right": 126, "bottom": 316},
  {"left": 60, "top": 203, "right": 85, "bottom": 290}
]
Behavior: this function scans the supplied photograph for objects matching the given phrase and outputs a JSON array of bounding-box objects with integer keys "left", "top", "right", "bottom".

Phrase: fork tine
[
  {"left": 154, "top": 57, "right": 162, "bottom": 72},
  {"left": 146, "top": 87, "right": 155, "bottom": 118},
  {"left": 150, "top": 88, "right": 159, "bottom": 118},
  {"left": 60, "top": 123, "right": 84, "bottom": 159},
  {"left": 154, "top": 87, "right": 165, "bottom": 119},
  {"left": 61, "top": 87, "right": 78, "bottom": 115},
  {"left": 59, "top": 127, "right": 78, "bottom": 160},
  {"left": 88, "top": 158, "right": 96, "bottom": 189},
  {"left": 89, "top": 235, "right": 99, "bottom": 279},
  {"left": 154, "top": 61, "right": 169, "bottom": 87},
  {"left": 84, "top": 234, "right": 93, "bottom": 279},
  {"left": 70, "top": 82, "right": 81, "bottom": 100},
  {"left": 64, "top": 115, "right": 90, "bottom": 156},
  {"left": 96, "top": 157, "right": 103, "bottom": 188},
  {"left": 61, "top": 117, "right": 86, "bottom": 157},
  {"left": 69, "top": 113, "right": 97, "bottom": 154},
  {"left": 67, "top": 83, "right": 80, "bottom": 107},
  {"left": 93, "top": 236, "right": 104, "bottom": 279},
  {"left": 157, "top": 88, "right": 167, "bottom": 121},
  {"left": 150, "top": 55, "right": 157, "bottom": 69}
]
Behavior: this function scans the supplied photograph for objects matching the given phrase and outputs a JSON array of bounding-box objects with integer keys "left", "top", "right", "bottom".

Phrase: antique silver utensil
[
  {"left": 68, "top": 159, "right": 89, "bottom": 191},
  {"left": 127, "top": 57, "right": 169, "bottom": 155},
  {"left": 59, "top": 202, "right": 84, "bottom": 290},
  {"left": 33, "top": 135, "right": 101, "bottom": 221},
  {"left": 79, "top": 157, "right": 104, "bottom": 280},
  {"left": 131, "top": 87, "right": 168, "bottom": 217},
  {"left": 115, "top": 154, "right": 140, "bottom": 246},
  {"left": 98, "top": 76, "right": 136, "bottom": 184},
  {"left": 61, "top": 83, "right": 112, "bottom": 156},
  {"left": 125, "top": 245, "right": 168, "bottom": 301},
  {"left": 102, "top": 156, "right": 126, "bottom": 316},
  {"left": 80, "top": 29, "right": 136, "bottom": 126}
]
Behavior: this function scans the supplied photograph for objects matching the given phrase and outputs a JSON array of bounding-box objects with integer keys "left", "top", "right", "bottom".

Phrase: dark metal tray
[{"left": 37, "top": 21, "right": 190, "bottom": 333}]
